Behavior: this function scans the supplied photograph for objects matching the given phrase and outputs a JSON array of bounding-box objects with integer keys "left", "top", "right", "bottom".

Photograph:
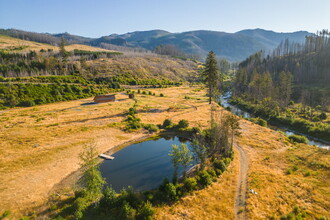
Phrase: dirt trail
[{"left": 234, "top": 144, "right": 248, "bottom": 220}]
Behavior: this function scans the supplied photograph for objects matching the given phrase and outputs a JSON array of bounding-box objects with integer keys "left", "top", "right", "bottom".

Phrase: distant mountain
[
  {"left": 53, "top": 32, "right": 92, "bottom": 44},
  {"left": 0, "top": 28, "right": 312, "bottom": 61},
  {"left": 236, "top": 28, "right": 309, "bottom": 48}
]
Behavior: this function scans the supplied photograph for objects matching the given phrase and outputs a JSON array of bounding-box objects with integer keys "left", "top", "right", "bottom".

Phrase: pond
[
  {"left": 219, "top": 92, "right": 330, "bottom": 149},
  {"left": 100, "top": 136, "right": 191, "bottom": 192}
]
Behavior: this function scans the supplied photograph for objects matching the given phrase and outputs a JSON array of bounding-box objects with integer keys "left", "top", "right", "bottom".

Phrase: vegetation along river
[{"left": 219, "top": 92, "right": 330, "bottom": 150}]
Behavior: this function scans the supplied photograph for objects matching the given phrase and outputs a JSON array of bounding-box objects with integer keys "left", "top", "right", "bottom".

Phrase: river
[{"left": 219, "top": 92, "right": 330, "bottom": 150}]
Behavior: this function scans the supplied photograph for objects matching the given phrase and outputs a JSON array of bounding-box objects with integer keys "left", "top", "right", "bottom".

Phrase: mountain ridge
[{"left": 0, "top": 28, "right": 311, "bottom": 61}]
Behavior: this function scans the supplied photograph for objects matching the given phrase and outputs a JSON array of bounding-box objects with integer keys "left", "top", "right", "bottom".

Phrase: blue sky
[{"left": 0, "top": 0, "right": 329, "bottom": 37}]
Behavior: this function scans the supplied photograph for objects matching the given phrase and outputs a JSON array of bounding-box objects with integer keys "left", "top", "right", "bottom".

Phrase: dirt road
[{"left": 234, "top": 144, "right": 248, "bottom": 220}]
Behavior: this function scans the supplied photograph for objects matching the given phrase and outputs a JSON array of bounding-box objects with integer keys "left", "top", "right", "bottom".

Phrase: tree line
[
  {"left": 235, "top": 30, "right": 330, "bottom": 108},
  {"left": 232, "top": 31, "right": 330, "bottom": 141}
]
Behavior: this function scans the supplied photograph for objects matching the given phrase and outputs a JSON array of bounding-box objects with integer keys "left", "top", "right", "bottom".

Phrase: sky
[{"left": 0, "top": 0, "right": 329, "bottom": 38}]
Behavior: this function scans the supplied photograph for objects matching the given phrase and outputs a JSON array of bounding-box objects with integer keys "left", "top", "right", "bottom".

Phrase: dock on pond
[{"left": 99, "top": 153, "right": 115, "bottom": 160}]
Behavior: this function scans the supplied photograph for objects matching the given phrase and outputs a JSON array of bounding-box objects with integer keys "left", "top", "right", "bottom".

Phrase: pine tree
[
  {"left": 202, "top": 51, "right": 220, "bottom": 104},
  {"left": 59, "top": 37, "right": 66, "bottom": 57}
]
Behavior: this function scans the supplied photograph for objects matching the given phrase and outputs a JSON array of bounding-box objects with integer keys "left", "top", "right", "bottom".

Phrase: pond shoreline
[{"left": 48, "top": 130, "right": 192, "bottom": 196}]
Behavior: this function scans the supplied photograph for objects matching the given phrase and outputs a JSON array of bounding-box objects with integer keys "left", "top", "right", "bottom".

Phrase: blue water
[{"left": 99, "top": 136, "right": 191, "bottom": 192}]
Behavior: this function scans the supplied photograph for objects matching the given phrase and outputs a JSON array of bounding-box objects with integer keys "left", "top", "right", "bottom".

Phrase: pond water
[
  {"left": 100, "top": 136, "right": 191, "bottom": 192},
  {"left": 219, "top": 92, "right": 330, "bottom": 149}
]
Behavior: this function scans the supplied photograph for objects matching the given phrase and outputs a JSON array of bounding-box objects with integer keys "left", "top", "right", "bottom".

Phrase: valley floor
[{"left": 0, "top": 86, "right": 329, "bottom": 219}]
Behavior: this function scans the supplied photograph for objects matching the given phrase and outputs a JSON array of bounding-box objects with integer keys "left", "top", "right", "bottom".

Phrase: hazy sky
[{"left": 1, "top": 0, "right": 329, "bottom": 37}]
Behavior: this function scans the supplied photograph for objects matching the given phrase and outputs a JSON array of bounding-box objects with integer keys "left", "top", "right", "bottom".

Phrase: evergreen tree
[
  {"left": 202, "top": 51, "right": 220, "bottom": 104},
  {"left": 59, "top": 37, "right": 67, "bottom": 57}
]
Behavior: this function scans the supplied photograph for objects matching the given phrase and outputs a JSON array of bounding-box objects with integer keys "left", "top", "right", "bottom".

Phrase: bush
[
  {"left": 197, "top": 170, "right": 212, "bottom": 188},
  {"left": 319, "top": 112, "right": 327, "bottom": 120},
  {"left": 73, "top": 197, "right": 89, "bottom": 219},
  {"left": 128, "top": 107, "right": 136, "bottom": 115},
  {"left": 288, "top": 134, "right": 308, "bottom": 144},
  {"left": 1, "top": 210, "right": 10, "bottom": 218},
  {"left": 177, "top": 119, "right": 189, "bottom": 129},
  {"left": 251, "top": 117, "right": 267, "bottom": 127},
  {"left": 163, "top": 183, "right": 178, "bottom": 202},
  {"left": 137, "top": 201, "right": 154, "bottom": 220},
  {"left": 304, "top": 170, "right": 311, "bottom": 177},
  {"left": 213, "top": 159, "right": 226, "bottom": 172},
  {"left": 99, "top": 186, "right": 117, "bottom": 211},
  {"left": 162, "top": 119, "right": 173, "bottom": 128},
  {"left": 143, "top": 124, "right": 159, "bottom": 133},
  {"left": 118, "top": 201, "right": 136, "bottom": 220},
  {"left": 183, "top": 177, "right": 198, "bottom": 193},
  {"left": 160, "top": 93, "right": 164, "bottom": 97},
  {"left": 207, "top": 168, "right": 217, "bottom": 182}
]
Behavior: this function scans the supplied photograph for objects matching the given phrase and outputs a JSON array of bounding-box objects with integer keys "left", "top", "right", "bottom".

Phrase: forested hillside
[
  {"left": 232, "top": 30, "right": 330, "bottom": 141},
  {"left": 0, "top": 36, "right": 199, "bottom": 109}
]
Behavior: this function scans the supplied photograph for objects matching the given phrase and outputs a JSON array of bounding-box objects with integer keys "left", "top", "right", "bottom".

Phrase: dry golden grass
[
  {"left": 155, "top": 148, "right": 239, "bottom": 220},
  {"left": 0, "top": 85, "right": 329, "bottom": 219},
  {"left": 0, "top": 35, "right": 114, "bottom": 52},
  {"left": 0, "top": 86, "right": 209, "bottom": 217},
  {"left": 237, "top": 120, "right": 330, "bottom": 219},
  {"left": 88, "top": 55, "right": 198, "bottom": 81}
]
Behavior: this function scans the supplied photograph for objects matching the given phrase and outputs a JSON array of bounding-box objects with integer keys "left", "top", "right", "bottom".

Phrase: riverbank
[{"left": 227, "top": 96, "right": 330, "bottom": 144}]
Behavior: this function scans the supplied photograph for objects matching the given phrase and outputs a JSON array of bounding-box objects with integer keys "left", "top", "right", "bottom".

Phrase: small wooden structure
[
  {"left": 128, "top": 93, "right": 135, "bottom": 99},
  {"left": 94, "top": 94, "right": 116, "bottom": 103},
  {"left": 99, "top": 153, "right": 115, "bottom": 160}
]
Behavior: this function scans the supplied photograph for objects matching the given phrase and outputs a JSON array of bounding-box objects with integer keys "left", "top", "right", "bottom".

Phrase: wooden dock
[{"left": 99, "top": 153, "right": 115, "bottom": 160}]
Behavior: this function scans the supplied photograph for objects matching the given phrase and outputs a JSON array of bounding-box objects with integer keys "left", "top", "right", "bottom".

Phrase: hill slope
[{"left": 0, "top": 28, "right": 311, "bottom": 61}]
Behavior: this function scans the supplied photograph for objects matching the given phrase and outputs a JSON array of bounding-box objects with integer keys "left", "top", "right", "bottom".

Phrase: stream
[{"left": 219, "top": 92, "right": 330, "bottom": 150}]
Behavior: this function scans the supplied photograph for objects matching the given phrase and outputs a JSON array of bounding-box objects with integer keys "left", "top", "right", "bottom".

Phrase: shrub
[
  {"left": 215, "top": 169, "right": 222, "bottom": 176},
  {"left": 73, "top": 197, "right": 89, "bottom": 219},
  {"left": 191, "top": 127, "right": 201, "bottom": 134},
  {"left": 213, "top": 159, "right": 226, "bottom": 172},
  {"left": 251, "top": 117, "right": 267, "bottom": 127},
  {"left": 207, "top": 168, "right": 217, "bottom": 181},
  {"left": 162, "top": 119, "right": 173, "bottom": 128},
  {"left": 163, "top": 183, "right": 178, "bottom": 202},
  {"left": 118, "top": 201, "right": 136, "bottom": 220},
  {"left": 142, "top": 91, "right": 147, "bottom": 95},
  {"left": 1, "top": 210, "right": 10, "bottom": 218},
  {"left": 177, "top": 119, "right": 189, "bottom": 129},
  {"left": 137, "top": 201, "right": 155, "bottom": 220},
  {"left": 258, "top": 118, "right": 267, "bottom": 127},
  {"left": 319, "top": 112, "right": 327, "bottom": 120},
  {"left": 99, "top": 186, "right": 117, "bottom": 211},
  {"left": 183, "top": 177, "right": 198, "bottom": 193},
  {"left": 286, "top": 169, "right": 293, "bottom": 175},
  {"left": 143, "top": 124, "right": 159, "bottom": 133},
  {"left": 128, "top": 107, "right": 136, "bottom": 115},
  {"left": 197, "top": 170, "right": 212, "bottom": 188},
  {"left": 160, "top": 93, "right": 164, "bottom": 97},
  {"left": 148, "top": 91, "right": 152, "bottom": 95},
  {"left": 288, "top": 134, "right": 308, "bottom": 144},
  {"left": 304, "top": 170, "right": 311, "bottom": 177}
]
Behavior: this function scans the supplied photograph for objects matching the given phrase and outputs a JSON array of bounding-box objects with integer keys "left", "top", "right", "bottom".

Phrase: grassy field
[
  {"left": 0, "top": 86, "right": 209, "bottom": 217},
  {"left": 0, "top": 86, "right": 329, "bottom": 219}
]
